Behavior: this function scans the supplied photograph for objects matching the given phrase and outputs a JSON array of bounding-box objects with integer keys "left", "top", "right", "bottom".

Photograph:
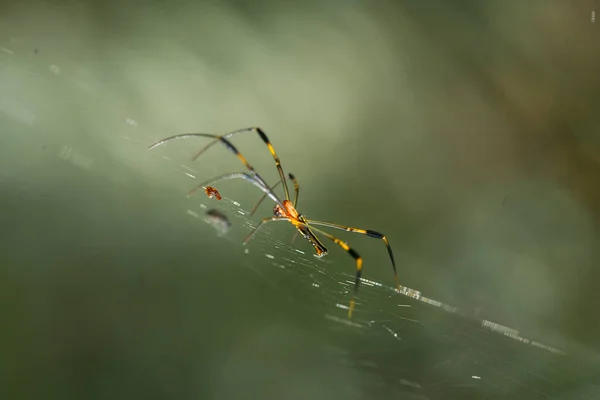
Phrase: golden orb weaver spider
[{"left": 149, "top": 127, "right": 400, "bottom": 318}]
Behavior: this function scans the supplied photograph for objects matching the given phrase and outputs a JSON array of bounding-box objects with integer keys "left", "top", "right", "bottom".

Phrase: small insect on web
[
  {"left": 148, "top": 127, "right": 401, "bottom": 318},
  {"left": 204, "top": 186, "right": 222, "bottom": 200}
]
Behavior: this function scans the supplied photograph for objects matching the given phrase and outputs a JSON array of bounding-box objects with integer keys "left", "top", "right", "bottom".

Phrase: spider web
[
  {"left": 2, "top": 31, "right": 599, "bottom": 400},
  {"left": 173, "top": 179, "right": 600, "bottom": 400},
  {"left": 147, "top": 130, "right": 600, "bottom": 399}
]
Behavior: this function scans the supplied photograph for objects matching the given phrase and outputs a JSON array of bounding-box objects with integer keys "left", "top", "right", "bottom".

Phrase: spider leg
[
  {"left": 149, "top": 130, "right": 255, "bottom": 153},
  {"left": 244, "top": 214, "right": 328, "bottom": 257},
  {"left": 187, "top": 172, "right": 284, "bottom": 209},
  {"left": 149, "top": 133, "right": 218, "bottom": 151},
  {"left": 180, "top": 127, "right": 292, "bottom": 201},
  {"left": 149, "top": 132, "right": 271, "bottom": 189},
  {"left": 251, "top": 127, "right": 291, "bottom": 201},
  {"left": 289, "top": 173, "right": 299, "bottom": 208},
  {"left": 290, "top": 230, "right": 299, "bottom": 244},
  {"left": 292, "top": 222, "right": 367, "bottom": 319},
  {"left": 250, "top": 173, "right": 299, "bottom": 216},
  {"left": 189, "top": 127, "right": 256, "bottom": 161},
  {"left": 242, "top": 216, "right": 290, "bottom": 245},
  {"left": 242, "top": 217, "right": 364, "bottom": 318},
  {"left": 250, "top": 181, "right": 282, "bottom": 216},
  {"left": 304, "top": 220, "right": 400, "bottom": 292}
]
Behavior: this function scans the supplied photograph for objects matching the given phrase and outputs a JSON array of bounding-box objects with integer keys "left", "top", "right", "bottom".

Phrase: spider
[{"left": 149, "top": 127, "right": 400, "bottom": 318}]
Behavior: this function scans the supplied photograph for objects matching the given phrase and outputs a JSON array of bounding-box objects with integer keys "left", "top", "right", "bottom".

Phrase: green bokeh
[{"left": 1, "top": 1, "right": 599, "bottom": 398}]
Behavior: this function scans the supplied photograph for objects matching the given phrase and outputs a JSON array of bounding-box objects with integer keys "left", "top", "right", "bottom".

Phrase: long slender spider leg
[
  {"left": 148, "top": 132, "right": 220, "bottom": 151},
  {"left": 149, "top": 132, "right": 271, "bottom": 190},
  {"left": 291, "top": 222, "right": 366, "bottom": 319},
  {"left": 250, "top": 173, "right": 299, "bottom": 216},
  {"left": 305, "top": 220, "right": 400, "bottom": 292},
  {"left": 241, "top": 216, "right": 364, "bottom": 318},
  {"left": 242, "top": 217, "right": 290, "bottom": 245},
  {"left": 250, "top": 181, "right": 282, "bottom": 216},
  {"left": 189, "top": 128, "right": 255, "bottom": 161},
  {"left": 252, "top": 127, "right": 291, "bottom": 202},
  {"left": 187, "top": 172, "right": 284, "bottom": 209},
  {"left": 289, "top": 173, "right": 299, "bottom": 208},
  {"left": 180, "top": 127, "right": 292, "bottom": 202},
  {"left": 290, "top": 230, "right": 300, "bottom": 245}
]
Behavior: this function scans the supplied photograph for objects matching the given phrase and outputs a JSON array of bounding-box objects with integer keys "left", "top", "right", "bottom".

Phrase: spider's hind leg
[
  {"left": 305, "top": 220, "right": 400, "bottom": 292},
  {"left": 293, "top": 222, "right": 364, "bottom": 318}
]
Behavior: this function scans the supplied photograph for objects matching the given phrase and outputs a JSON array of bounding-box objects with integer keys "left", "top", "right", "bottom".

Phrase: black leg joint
[
  {"left": 256, "top": 127, "right": 269, "bottom": 143},
  {"left": 366, "top": 229, "right": 383, "bottom": 239},
  {"left": 348, "top": 247, "right": 361, "bottom": 260}
]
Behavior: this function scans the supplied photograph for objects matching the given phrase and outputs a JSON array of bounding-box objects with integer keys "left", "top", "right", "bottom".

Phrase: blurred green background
[{"left": 1, "top": 0, "right": 599, "bottom": 398}]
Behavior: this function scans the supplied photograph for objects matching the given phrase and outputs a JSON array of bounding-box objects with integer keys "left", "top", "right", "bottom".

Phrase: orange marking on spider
[
  {"left": 204, "top": 186, "right": 222, "bottom": 200},
  {"left": 149, "top": 127, "right": 401, "bottom": 319}
]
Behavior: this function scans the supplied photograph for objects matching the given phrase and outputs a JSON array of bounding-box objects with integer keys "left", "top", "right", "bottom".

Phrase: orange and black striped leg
[
  {"left": 149, "top": 132, "right": 273, "bottom": 191},
  {"left": 304, "top": 220, "right": 400, "bottom": 292},
  {"left": 250, "top": 173, "right": 300, "bottom": 216},
  {"left": 148, "top": 129, "right": 252, "bottom": 161},
  {"left": 292, "top": 222, "right": 365, "bottom": 319},
  {"left": 190, "top": 128, "right": 255, "bottom": 161},
  {"left": 182, "top": 127, "right": 292, "bottom": 201},
  {"left": 249, "top": 127, "right": 291, "bottom": 201},
  {"left": 242, "top": 217, "right": 289, "bottom": 245},
  {"left": 289, "top": 173, "right": 299, "bottom": 207}
]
